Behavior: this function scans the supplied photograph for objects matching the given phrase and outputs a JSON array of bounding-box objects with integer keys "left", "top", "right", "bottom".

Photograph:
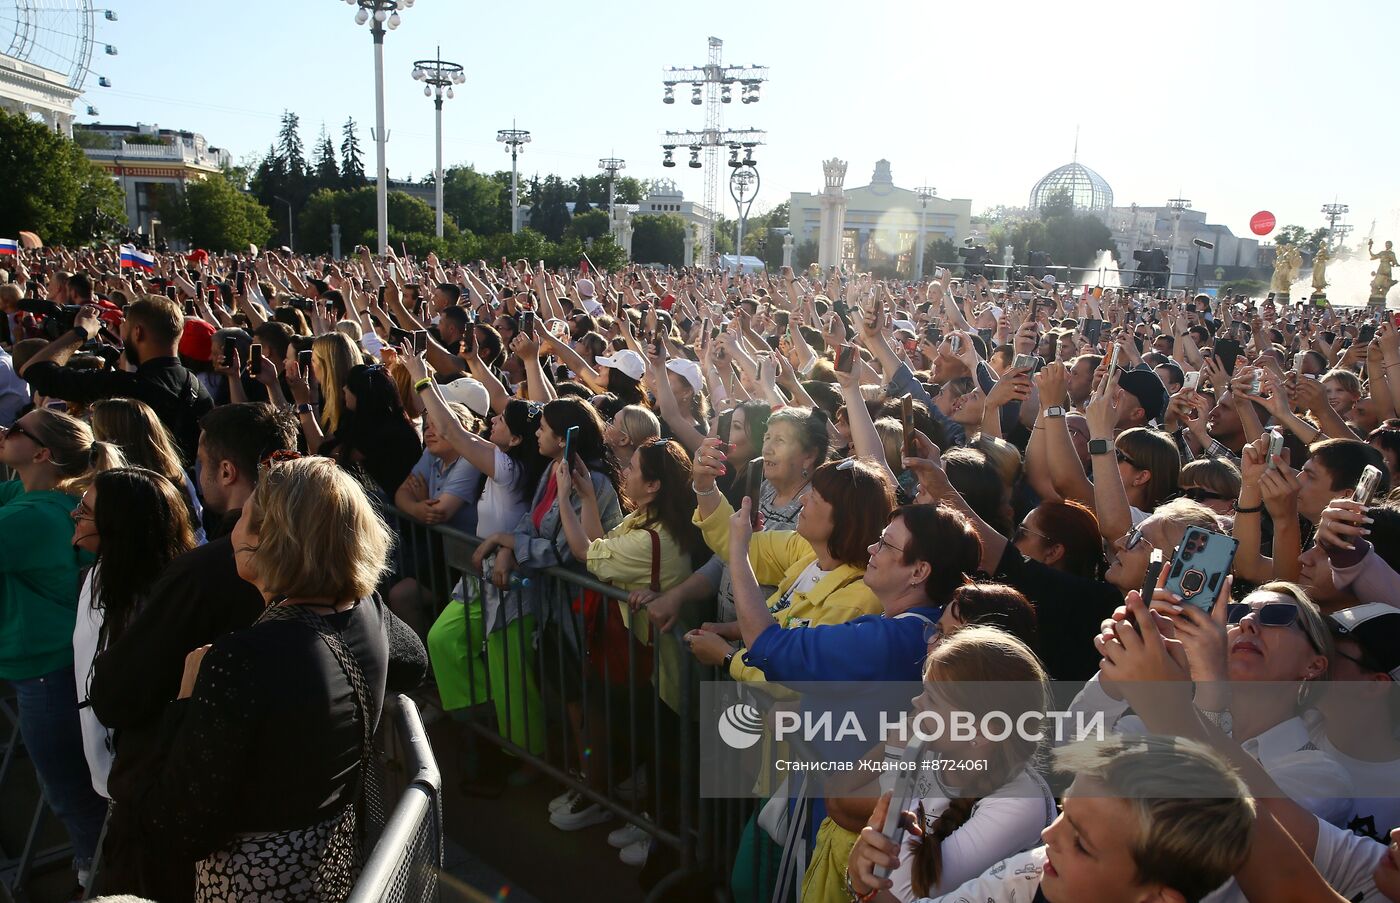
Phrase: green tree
[
  {"left": 528, "top": 175, "right": 572, "bottom": 242},
  {"left": 312, "top": 125, "right": 339, "bottom": 192},
  {"left": 73, "top": 128, "right": 114, "bottom": 150},
  {"left": 173, "top": 173, "right": 274, "bottom": 251},
  {"left": 566, "top": 208, "right": 611, "bottom": 243},
  {"left": 0, "top": 111, "right": 125, "bottom": 243},
  {"left": 631, "top": 214, "right": 688, "bottom": 267},
  {"left": 340, "top": 117, "right": 366, "bottom": 186},
  {"left": 924, "top": 238, "right": 959, "bottom": 271},
  {"left": 297, "top": 186, "right": 451, "bottom": 255},
  {"left": 1274, "top": 225, "right": 1309, "bottom": 250},
  {"left": 441, "top": 165, "right": 506, "bottom": 234},
  {"left": 574, "top": 176, "right": 592, "bottom": 215}
]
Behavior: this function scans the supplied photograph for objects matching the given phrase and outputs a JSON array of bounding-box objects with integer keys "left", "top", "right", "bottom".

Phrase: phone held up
[
  {"left": 835, "top": 344, "right": 858, "bottom": 374},
  {"left": 1163, "top": 527, "right": 1238, "bottom": 612},
  {"left": 248, "top": 343, "right": 263, "bottom": 376},
  {"left": 1354, "top": 464, "right": 1384, "bottom": 505},
  {"left": 901, "top": 395, "right": 916, "bottom": 458}
]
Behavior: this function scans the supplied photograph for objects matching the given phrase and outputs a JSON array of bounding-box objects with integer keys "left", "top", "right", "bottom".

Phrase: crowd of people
[{"left": 2, "top": 240, "right": 1400, "bottom": 903}]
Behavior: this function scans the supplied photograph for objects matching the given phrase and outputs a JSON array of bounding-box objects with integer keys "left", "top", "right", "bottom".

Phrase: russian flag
[
  {"left": 119, "top": 244, "right": 155, "bottom": 272},
  {"left": 0, "top": 239, "right": 17, "bottom": 255}
]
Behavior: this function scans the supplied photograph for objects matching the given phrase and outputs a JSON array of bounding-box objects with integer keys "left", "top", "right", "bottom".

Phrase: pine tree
[
  {"left": 574, "top": 176, "right": 592, "bottom": 215},
  {"left": 276, "top": 111, "right": 307, "bottom": 178},
  {"left": 340, "top": 117, "right": 366, "bottom": 187},
  {"left": 313, "top": 124, "right": 339, "bottom": 191}
]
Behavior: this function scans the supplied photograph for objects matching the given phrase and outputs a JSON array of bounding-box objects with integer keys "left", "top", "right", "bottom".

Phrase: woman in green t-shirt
[{"left": 0, "top": 408, "right": 123, "bottom": 887}]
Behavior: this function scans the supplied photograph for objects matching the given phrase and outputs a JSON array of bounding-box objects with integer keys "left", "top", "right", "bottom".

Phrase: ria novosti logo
[{"left": 717, "top": 703, "right": 764, "bottom": 749}]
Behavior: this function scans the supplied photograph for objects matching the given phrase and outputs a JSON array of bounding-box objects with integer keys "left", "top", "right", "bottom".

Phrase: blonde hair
[
  {"left": 25, "top": 408, "right": 126, "bottom": 493},
  {"left": 1251, "top": 581, "right": 1333, "bottom": 706},
  {"left": 334, "top": 319, "right": 363, "bottom": 342},
  {"left": 614, "top": 404, "right": 661, "bottom": 447},
  {"left": 243, "top": 456, "right": 392, "bottom": 600},
  {"left": 1053, "top": 737, "right": 1255, "bottom": 903},
  {"left": 975, "top": 435, "right": 1023, "bottom": 486},
  {"left": 872, "top": 417, "right": 905, "bottom": 475},
  {"left": 312, "top": 332, "right": 359, "bottom": 432},
  {"left": 911, "top": 626, "right": 1049, "bottom": 897},
  {"left": 90, "top": 398, "right": 186, "bottom": 486}
]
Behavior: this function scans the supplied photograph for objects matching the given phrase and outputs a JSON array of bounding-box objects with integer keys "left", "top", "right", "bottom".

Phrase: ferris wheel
[{"left": 0, "top": 0, "right": 116, "bottom": 92}]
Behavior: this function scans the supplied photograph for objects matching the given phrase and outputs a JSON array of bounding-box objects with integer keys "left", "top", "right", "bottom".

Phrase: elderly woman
[{"left": 128, "top": 456, "right": 426, "bottom": 902}]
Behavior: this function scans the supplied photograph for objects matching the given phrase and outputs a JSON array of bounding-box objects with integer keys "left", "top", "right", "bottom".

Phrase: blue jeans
[{"left": 10, "top": 666, "right": 108, "bottom": 870}]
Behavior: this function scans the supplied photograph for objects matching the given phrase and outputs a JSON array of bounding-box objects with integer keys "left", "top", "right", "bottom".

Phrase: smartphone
[
  {"left": 835, "top": 344, "right": 857, "bottom": 374},
  {"left": 1013, "top": 353, "right": 1036, "bottom": 373},
  {"left": 1107, "top": 341, "right": 1121, "bottom": 373},
  {"left": 165, "top": 285, "right": 177, "bottom": 301},
  {"left": 924, "top": 324, "right": 941, "bottom": 346},
  {"left": 1130, "top": 548, "right": 1169, "bottom": 628},
  {"left": 1293, "top": 351, "right": 1308, "bottom": 373},
  {"left": 520, "top": 310, "right": 537, "bottom": 337},
  {"left": 461, "top": 325, "right": 475, "bottom": 354},
  {"left": 222, "top": 341, "right": 235, "bottom": 368},
  {"left": 248, "top": 343, "right": 263, "bottom": 375},
  {"left": 1163, "top": 527, "right": 1238, "bottom": 612},
  {"left": 873, "top": 735, "right": 926, "bottom": 880},
  {"left": 1266, "top": 427, "right": 1284, "bottom": 470},
  {"left": 563, "top": 424, "right": 579, "bottom": 469},
  {"left": 701, "top": 317, "right": 712, "bottom": 341},
  {"left": 1182, "top": 371, "right": 1201, "bottom": 392},
  {"left": 377, "top": 284, "right": 386, "bottom": 305},
  {"left": 1354, "top": 464, "right": 1385, "bottom": 505},
  {"left": 1249, "top": 368, "right": 1264, "bottom": 396},
  {"left": 389, "top": 326, "right": 413, "bottom": 348},
  {"left": 387, "top": 261, "right": 398, "bottom": 283},
  {"left": 1214, "top": 338, "right": 1242, "bottom": 376},
  {"left": 235, "top": 271, "right": 246, "bottom": 296},
  {"left": 298, "top": 350, "right": 313, "bottom": 380},
  {"left": 412, "top": 329, "right": 429, "bottom": 355},
  {"left": 949, "top": 333, "right": 962, "bottom": 355},
  {"left": 901, "top": 395, "right": 916, "bottom": 458}
]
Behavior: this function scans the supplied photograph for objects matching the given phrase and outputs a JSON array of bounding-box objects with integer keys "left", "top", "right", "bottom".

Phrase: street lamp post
[
  {"left": 412, "top": 47, "right": 465, "bottom": 239},
  {"left": 343, "top": 0, "right": 413, "bottom": 255},
  {"left": 598, "top": 157, "right": 626, "bottom": 213},
  {"left": 497, "top": 125, "right": 531, "bottom": 234},
  {"left": 273, "top": 195, "right": 294, "bottom": 252},
  {"left": 728, "top": 162, "right": 758, "bottom": 273},
  {"left": 914, "top": 185, "right": 936, "bottom": 280},
  {"left": 1167, "top": 197, "right": 1192, "bottom": 290}
]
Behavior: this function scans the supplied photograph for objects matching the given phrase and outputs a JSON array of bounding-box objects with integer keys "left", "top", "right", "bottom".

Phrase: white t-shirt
[
  {"left": 1202, "top": 816, "right": 1387, "bottom": 903},
  {"left": 71, "top": 568, "right": 113, "bottom": 799},
  {"left": 913, "top": 847, "right": 1046, "bottom": 902},
  {"left": 478, "top": 447, "right": 528, "bottom": 538},
  {"left": 1318, "top": 735, "right": 1400, "bottom": 842},
  {"left": 889, "top": 766, "right": 1056, "bottom": 902}
]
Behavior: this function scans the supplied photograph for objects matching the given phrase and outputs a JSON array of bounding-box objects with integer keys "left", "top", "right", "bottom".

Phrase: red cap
[
  {"left": 186, "top": 249, "right": 209, "bottom": 264},
  {"left": 179, "top": 316, "right": 215, "bottom": 363}
]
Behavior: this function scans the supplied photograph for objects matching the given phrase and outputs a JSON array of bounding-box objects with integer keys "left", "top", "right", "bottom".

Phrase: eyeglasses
[
  {"left": 70, "top": 501, "right": 94, "bottom": 523},
  {"left": 1227, "top": 601, "right": 1301, "bottom": 628},
  {"left": 1115, "top": 448, "right": 1140, "bottom": 468},
  {"left": 1014, "top": 523, "right": 1053, "bottom": 543},
  {"left": 1329, "top": 643, "right": 1393, "bottom": 680},
  {"left": 1121, "top": 526, "right": 1147, "bottom": 551},
  {"left": 871, "top": 533, "right": 905, "bottom": 555},
  {"left": 1, "top": 423, "right": 44, "bottom": 447},
  {"left": 258, "top": 449, "right": 304, "bottom": 472},
  {"left": 1182, "top": 486, "right": 1230, "bottom": 502}
]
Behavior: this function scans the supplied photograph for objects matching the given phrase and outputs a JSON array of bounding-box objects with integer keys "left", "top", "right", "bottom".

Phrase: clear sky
[{"left": 55, "top": 0, "right": 1400, "bottom": 242}]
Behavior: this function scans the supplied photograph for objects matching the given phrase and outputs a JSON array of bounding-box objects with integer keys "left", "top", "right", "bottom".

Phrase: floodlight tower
[
  {"left": 1167, "top": 196, "right": 1192, "bottom": 289},
  {"left": 660, "top": 37, "right": 768, "bottom": 263},
  {"left": 1321, "top": 202, "right": 1350, "bottom": 252}
]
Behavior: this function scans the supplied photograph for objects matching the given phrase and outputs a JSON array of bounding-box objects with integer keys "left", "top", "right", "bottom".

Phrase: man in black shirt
[
  {"left": 87, "top": 403, "right": 296, "bottom": 900},
  {"left": 20, "top": 294, "right": 213, "bottom": 465}
]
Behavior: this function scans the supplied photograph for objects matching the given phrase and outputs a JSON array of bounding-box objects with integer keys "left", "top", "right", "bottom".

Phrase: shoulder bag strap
[{"left": 645, "top": 528, "right": 661, "bottom": 592}]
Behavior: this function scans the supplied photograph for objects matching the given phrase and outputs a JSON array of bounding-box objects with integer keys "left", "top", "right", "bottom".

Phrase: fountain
[{"left": 1078, "top": 249, "right": 1121, "bottom": 288}]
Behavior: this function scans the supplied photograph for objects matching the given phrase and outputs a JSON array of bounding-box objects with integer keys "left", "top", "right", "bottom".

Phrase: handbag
[
  {"left": 193, "top": 603, "right": 375, "bottom": 903},
  {"left": 581, "top": 528, "right": 660, "bottom": 686}
]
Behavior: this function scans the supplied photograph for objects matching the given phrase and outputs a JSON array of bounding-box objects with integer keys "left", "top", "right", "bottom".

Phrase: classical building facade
[
  {"left": 0, "top": 54, "right": 80, "bottom": 135},
  {"left": 788, "top": 160, "right": 972, "bottom": 274},
  {"left": 76, "top": 122, "right": 231, "bottom": 235}
]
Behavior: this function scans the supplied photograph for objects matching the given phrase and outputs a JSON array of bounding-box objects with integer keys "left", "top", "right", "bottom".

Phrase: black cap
[
  {"left": 1117, "top": 368, "right": 1169, "bottom": 424},
  {"left": 1329, "top": 603, "right": 1400, "bottom": 679}
]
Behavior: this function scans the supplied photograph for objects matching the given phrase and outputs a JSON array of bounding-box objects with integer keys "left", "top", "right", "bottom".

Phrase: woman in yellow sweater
[{"left": 682, "top": 435, "right": 896, "bottom": 682}]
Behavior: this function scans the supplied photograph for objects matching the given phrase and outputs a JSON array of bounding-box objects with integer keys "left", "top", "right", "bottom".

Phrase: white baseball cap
[
  {"left": 438, "top": 376, "right": 492, "bottom": 417},
  {"left": 576, "top": 277, "right": 595, "bottom": 298},
  {"left": 595, "top": 349, "right": 646, "bottom": 381},
  {"left": 665, "top": 358, "right": 703, "bottom": 393}
]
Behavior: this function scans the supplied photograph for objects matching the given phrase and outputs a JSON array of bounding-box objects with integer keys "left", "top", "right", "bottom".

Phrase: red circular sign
[{"left": 1250, "top": 211, "right": 1276, "bottom": 236}]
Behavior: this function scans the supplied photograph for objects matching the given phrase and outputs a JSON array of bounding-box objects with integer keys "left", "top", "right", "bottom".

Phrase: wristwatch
[
  {"left": 1088, "top": 438, "right": 1114, "bottom": 456},
  {"left": 294, "top": 403, "right": 314, "bottom": 416},
  {"left": 1044, "top": 406, "right": 1066, "bottom": 418}
]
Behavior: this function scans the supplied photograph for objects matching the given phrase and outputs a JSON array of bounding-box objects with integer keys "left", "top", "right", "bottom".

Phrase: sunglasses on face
[
  {"left": 1182, "top": 487, "right": 1231, "bottom": 502},
  {"left": 1115, "top": 449, "right": 1140, "bottom": 468},
  {"left": 1121, "top": 526, "right": 1146, "bottom": 551},
  {"left": 1227, "top": 601, "right": 1300, "bottom": 627},
  {"left": 1, "top": 423, "right": 44, "bottom": 447}
]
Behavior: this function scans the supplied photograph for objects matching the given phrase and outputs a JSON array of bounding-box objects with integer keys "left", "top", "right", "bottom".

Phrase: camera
[
  {"left": 956, "top": 244, "right": 991, "bottom": 280},
  {"left": 1131, "top": 249, "right": 1170, "bottom": 290}
]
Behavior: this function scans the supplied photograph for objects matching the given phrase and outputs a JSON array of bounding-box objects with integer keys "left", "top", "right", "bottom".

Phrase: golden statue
[
  {"left": 1311, "top": 245, "right": 1330, "bottom": 294},
  {"left": 1270, "top": 243, "right": 1302, "bottom": 295},
  {"left": 1369, "top": 239, "right": 1398, "bottom": 299}
]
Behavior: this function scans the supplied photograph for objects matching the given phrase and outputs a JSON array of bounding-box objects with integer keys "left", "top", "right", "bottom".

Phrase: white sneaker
[
  {"left": 607, "top": 819, "right": 651, "bottom": 849},
  {"left": 548, "top": 789, "right": 579, "bottom": 814},
  {"left": 619, "top": 837, "right": 652, "bottom": 867},
  {"left": 549, "top": 795, "right": 612, "bottom": 831}
]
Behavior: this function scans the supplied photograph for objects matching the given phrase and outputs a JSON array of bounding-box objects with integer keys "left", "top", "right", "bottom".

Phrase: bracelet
[
  {"left": 1235, "top": 502, "right": 1264, "bottom": 514},
  {"left": 845, "top": 867, "right": 877, "bottom": 903},
  {"left": 722, "top": 649, "right": 736, "bottom": 671},
  {"left": 413, "top": 377, "right": 432, "bottom": 393},
  {"left": 693, "top": 482, "right": 720, "bottom": 498}
]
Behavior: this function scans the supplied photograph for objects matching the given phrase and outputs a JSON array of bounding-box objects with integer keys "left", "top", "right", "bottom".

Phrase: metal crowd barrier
[
  {"left": 388, "top": 513, "right": 784, "bottom": 902},
  {"left": 347, "top": 694, "right": 444, "bottom": 903}
]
